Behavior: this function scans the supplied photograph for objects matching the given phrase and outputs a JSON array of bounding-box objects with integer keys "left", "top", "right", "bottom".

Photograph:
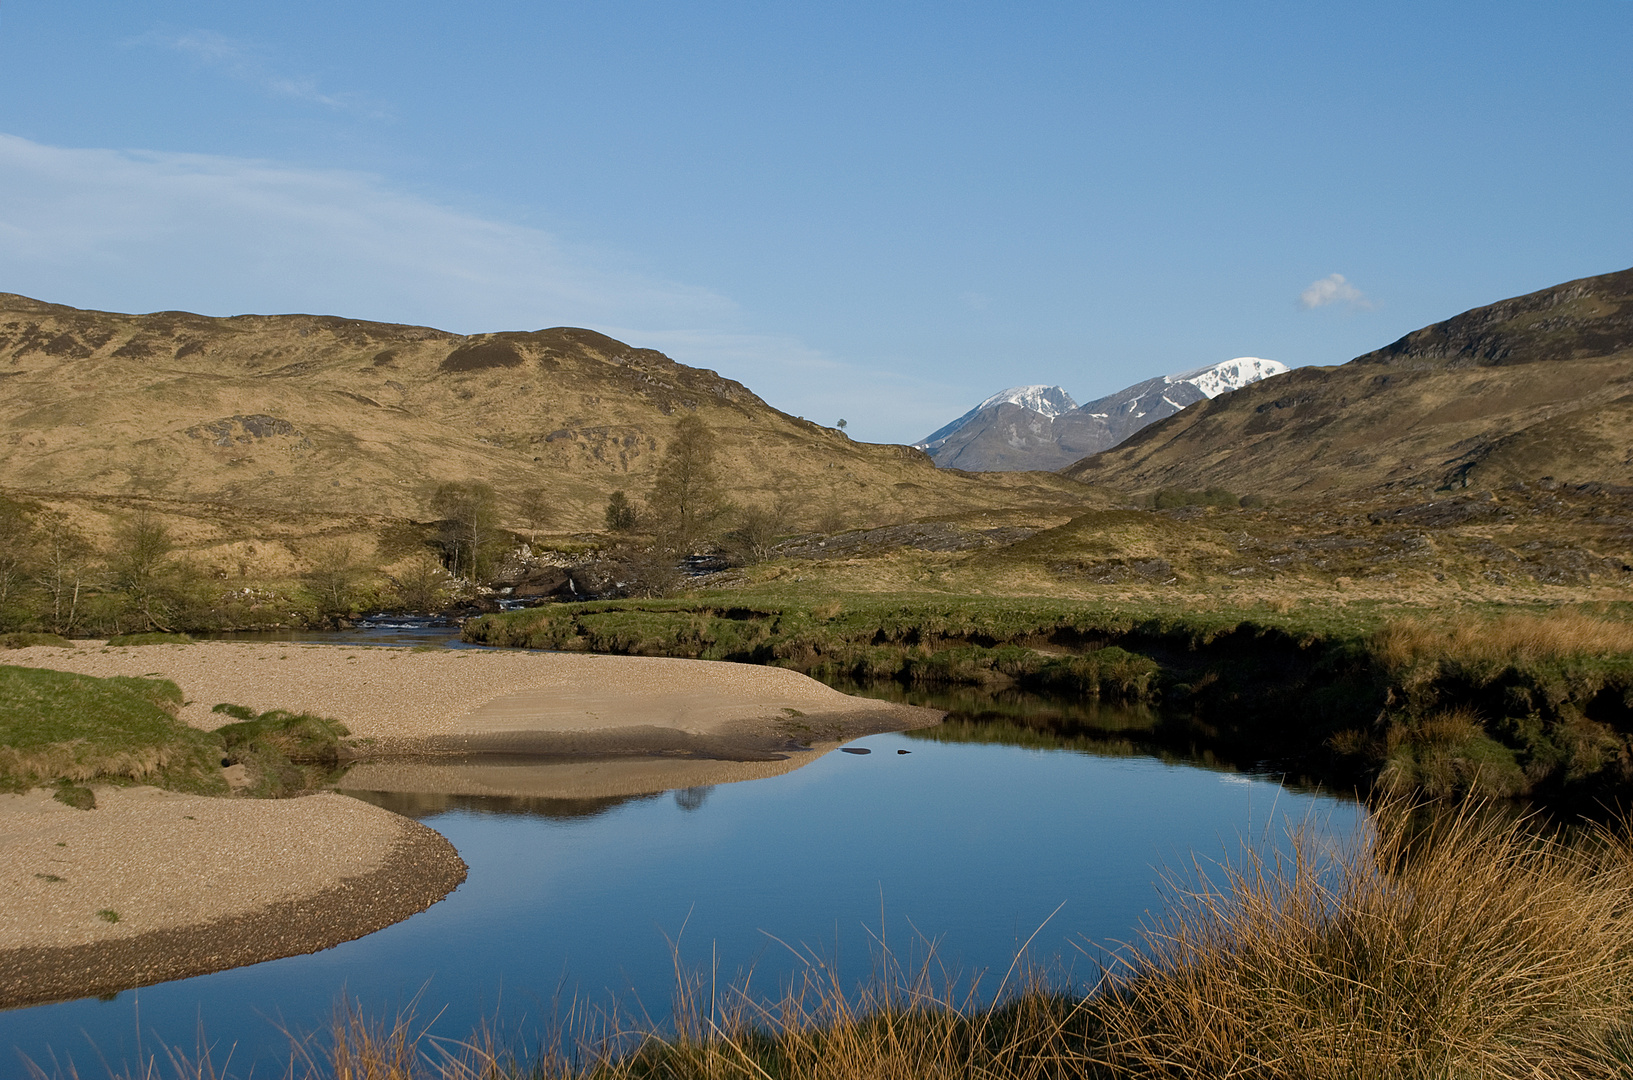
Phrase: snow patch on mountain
[
  {"left": 1170, "top": 357, "right": 1288, "bottom": 399},
  {"left": 974, "top": 384, "right": 1079, "bottom": 418},
  {"left": 914, "top": 384, "right": 1077, "bottom": 451}
]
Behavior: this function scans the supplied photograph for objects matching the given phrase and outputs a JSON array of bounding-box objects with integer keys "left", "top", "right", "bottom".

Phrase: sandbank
[
  {"left": 0, "top": 786, "right": 464, "bottom": 1009},
  {"left": 3, "top": 640, "right": 942, "bottom": 767},
  {"left": 0, "top": 640, "right": 941, "bottom": 1005}
]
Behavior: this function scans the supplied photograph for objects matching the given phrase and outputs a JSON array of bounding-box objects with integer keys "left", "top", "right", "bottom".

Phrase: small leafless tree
[
  {"left": 391, "top": 553, "right": 450, "bottom": 612},
  {"left": 513, "top": 485, "right": 552, "bottom": 549},
  {"left": 110, "top": 510, "right": 178, "bottom": 631},
  {"left": 34, "top": 512, "right": 91, "bottom": 635},
  {"left": 304, "top": 540, "right": 365, "bottom": 617},
  {"left": 431, "top": 480, "right": 502, "bottom": 581},
  {"left": 724, "top": 500, "right": 793, "bottom": 565}
]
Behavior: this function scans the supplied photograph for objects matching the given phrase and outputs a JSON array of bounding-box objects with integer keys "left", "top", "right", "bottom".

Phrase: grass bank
[
  {"left": 0, "top": 666, "right": 226, "bottom": 798},
  {"left": 465, "top": 595, "right": 1633, "bottom": 804},
  {"left": 0, "top": 665, "right": 350, "bottom": 800},
  {"left": 93, "top": 800, "right": 1633, "bottom": 1080}
]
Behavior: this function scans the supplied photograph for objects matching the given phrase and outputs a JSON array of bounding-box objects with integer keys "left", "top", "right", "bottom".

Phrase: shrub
[{"left": 0, "top": 632, "right": 73, "bottom": 649}]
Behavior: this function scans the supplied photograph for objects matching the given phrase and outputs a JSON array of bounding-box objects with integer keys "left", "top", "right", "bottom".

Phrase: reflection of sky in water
[{"left": 2, "top": 731, "right": 1360, "bottom": 1076}]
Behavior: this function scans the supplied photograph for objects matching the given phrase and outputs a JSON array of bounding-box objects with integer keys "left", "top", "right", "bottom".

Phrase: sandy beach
[{"left": 0, "top": 639, "right": 942, "bottom": 1005}]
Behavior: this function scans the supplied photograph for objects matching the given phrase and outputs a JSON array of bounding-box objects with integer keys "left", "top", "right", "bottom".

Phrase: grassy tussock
[
  {"left": 213, "top": 704, "right": 352, "bottom": 797},
  {"left": 63, "top": 802, "right": 1633, "bottom": 1080},
  {"left": 0, "top": 666, "right": 226, "bottom": 794},
  {"left": 1095, "top": 804, "right": 1633, "bottom": 1078}
]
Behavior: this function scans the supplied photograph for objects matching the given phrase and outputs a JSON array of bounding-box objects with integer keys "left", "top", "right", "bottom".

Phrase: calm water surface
[{"left": 3, "top": 625, "right": 1363, "bottom": 1075}]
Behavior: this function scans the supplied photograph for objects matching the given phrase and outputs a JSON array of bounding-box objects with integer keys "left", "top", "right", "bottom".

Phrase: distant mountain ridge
[
  {"left": 918, "top": 358, "right": 1287, "bottom": 472},
  {"left": 1065, "top": 267, "right": 1633, "bottom": 496}
]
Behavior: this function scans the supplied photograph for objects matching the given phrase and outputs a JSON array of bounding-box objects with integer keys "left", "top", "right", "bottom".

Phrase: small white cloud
[
  {"left": 151, "top": 30, "right": 385, "bottom": 118},
  {"left": 1299, "top": 273, "right": 1371, "bottom": 310}
]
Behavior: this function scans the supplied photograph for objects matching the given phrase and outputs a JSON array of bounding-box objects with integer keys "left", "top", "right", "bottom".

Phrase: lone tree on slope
[{"left": 647, "top": 414, "right": 727, "bottom": 552}]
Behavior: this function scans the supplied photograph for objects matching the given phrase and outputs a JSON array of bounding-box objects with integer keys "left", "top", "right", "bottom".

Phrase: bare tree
[
  {"left": 647, "top": 414, "right": 727, "bottom": 551},
  {"left": 390, "top": 553, "right": 450, "bottom": 612},
  {"left": 513, "top": 485, "right": 552, "bottom": 549},
  {"left": 724, "top": 500, "right": 793, "bottom": 565},
  {"left": 110, "top": 510, "right": 178, "bottom": 631},
  {"left": 431, "top": 481, "right": 502, "bottom": 581},
  {"left": 34, "top": 513, "right": 91, "bottom": 635},
  {"left": 303, "top": 540, "right": 365, "bottom": 618}
]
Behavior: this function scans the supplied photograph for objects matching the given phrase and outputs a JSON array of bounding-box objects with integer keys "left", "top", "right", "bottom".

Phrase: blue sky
[{"left": 0, "top": 2, "right": 1628, "bottom": 443}]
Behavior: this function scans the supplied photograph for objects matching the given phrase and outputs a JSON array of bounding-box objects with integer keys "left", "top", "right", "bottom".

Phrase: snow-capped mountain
[
  {"left": 917, "top": 385, "right": 1078, "bottom": 456},
  {"left": 1170, "top": 357, "right": 1288, "bottom": 401},
  {"left": 916, "top": 358, "right": 1288, "bottom": 472},
  {"left": 974, "top": 385, "right": 1079, "bottom": 417}
]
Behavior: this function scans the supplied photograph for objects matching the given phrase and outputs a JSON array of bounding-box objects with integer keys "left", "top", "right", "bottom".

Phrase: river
[{"left": 1, "top": 618, "right": 1362, "bottom": 1076}]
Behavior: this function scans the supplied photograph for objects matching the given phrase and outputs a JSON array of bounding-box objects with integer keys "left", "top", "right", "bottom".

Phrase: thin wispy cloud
[
  {"left": 0, "top": 133, "right": 945, "bottom": 442},
  {"left": 151, "top": 30, "right": 386, "bottom": 118},
  {"left": 1299, "top": 272, "right": 1372, "bottom": 310},
  {"left": 0, "top": 132, "right": 733, "bottom": 334}
]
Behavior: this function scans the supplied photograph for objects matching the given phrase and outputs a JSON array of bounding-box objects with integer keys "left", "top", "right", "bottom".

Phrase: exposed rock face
[{"left": 1066, "top": 267, "right": 1633, "bottom": 496}]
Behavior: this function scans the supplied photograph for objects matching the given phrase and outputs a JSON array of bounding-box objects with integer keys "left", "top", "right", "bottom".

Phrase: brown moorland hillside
[
  {"left": 1065, "top": 267, "right": 1633, "bottom": 497},
  {"left": 0, "top": 294, "right": 1102, "bottom": 534}
]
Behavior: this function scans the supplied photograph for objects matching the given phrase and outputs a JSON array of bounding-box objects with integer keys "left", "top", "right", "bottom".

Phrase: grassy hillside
[
  {"left": 1066, "top": 266, "right": 1633, "bottom": 496},
  {"left": 0, "top": 294, "right": 1102, "bottom": 535}
]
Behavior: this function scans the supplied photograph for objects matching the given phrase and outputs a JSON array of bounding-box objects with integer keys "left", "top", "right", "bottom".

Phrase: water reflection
[
  {"left": 1, "top": 728, "right": 1362, "bottom": 1076},
  {"left": 673, "top": 785, "right": 713, "bottom": 812},
  {"left": 346, "top": 786, "right": 658, "bottom": 820},
  {"left": 828, "top": 679, "right": 1333, "bottom": 794}
]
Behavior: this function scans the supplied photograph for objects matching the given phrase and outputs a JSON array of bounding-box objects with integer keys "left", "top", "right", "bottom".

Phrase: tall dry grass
[
  {"left": 1094, "top": 801, "right": 1633, "bottom": 1078},
  {"left": 44, "top": 802, "right": 1633, "bottom": 1080},
  {"left": 1372, "top": 611, "right": 1633, "bottom": 671}
]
